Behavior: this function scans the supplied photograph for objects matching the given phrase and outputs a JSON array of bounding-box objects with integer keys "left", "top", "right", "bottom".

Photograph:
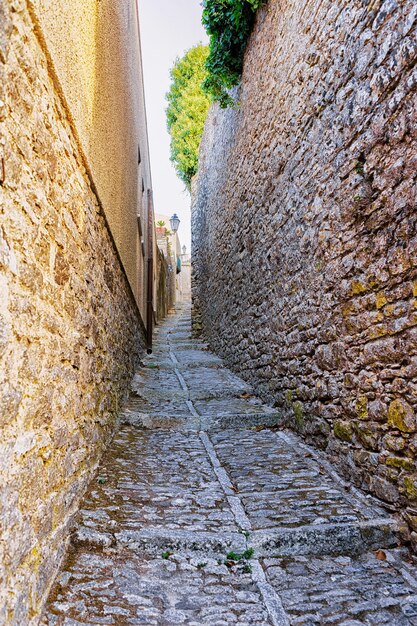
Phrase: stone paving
[{"left": 42, "top": 304, "right": 417, "bottom": 625}]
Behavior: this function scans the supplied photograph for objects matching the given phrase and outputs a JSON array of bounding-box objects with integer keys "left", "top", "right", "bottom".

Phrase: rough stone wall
[
  {"left": 0, "top": 1, "right": 145, "bottom": 622},
  {"left": 156, "top": 249, "right": 170, "bottom": 322},
  {"left": 193, "top": 0, "right": 417, "bottom": 539}
]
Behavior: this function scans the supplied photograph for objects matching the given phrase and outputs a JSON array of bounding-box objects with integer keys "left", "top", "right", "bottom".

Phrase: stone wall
[
  {"left": 192, "top": 0, "right": 417, "bottom": 540},
  {"left": 156, "top": 248, "right": 170, "bottom": 322},
  {"left": 0, "top": 1, "right": 146, "bottom": 622}
]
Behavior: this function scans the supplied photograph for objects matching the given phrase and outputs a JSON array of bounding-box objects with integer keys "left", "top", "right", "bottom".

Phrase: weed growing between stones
[
  {"left": 224, "top": 548, "right": 255, "bottom": 572},
  {"left": 162, "top": 551, "right": 173, "bottom": 560}
]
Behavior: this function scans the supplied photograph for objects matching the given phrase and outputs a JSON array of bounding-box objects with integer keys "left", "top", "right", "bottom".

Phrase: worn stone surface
[
  {"left": 76, "top": 429, "right": 237, "bottom": 534},
  {"left": 42, "top": 306, "right": 417, "bottom": 625},
  {"left": 192, "top": 0, "right": 417, "bottom": 538},
  {"left": 0, "top": 1, "right": 146, "bottom": 623},
  {"left": 45, "top": 551, "right": 270, "bottom": 626},
  {"left": 264, "top": 551, "right": 417, "bottom": 625}
]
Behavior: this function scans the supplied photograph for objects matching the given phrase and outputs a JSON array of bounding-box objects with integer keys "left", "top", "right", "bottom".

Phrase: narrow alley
[
  {"left": 2, "top": 0, "right": 416, "bottom": 623},
  {"left": 42, "top": 306, "right": 417, "bottom": 626}
]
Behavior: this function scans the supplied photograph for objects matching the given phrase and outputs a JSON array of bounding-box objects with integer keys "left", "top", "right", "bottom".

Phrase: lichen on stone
[
  {"left": 356, "top": 395, "right": 368, "bottom": 421},
  {"left": 333, "top": 420, "right": 353, "bottom": 443},
  {"left": 388, "top": 399, "right": 416, "bottom": 433},
  {"left": 403, "top": 476, "right": 417, "bottom": 501}
]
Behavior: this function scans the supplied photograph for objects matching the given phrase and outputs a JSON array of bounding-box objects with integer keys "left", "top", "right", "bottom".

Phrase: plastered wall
[{"left": 28, "top": 0, "right": 152, "bottom": 305}]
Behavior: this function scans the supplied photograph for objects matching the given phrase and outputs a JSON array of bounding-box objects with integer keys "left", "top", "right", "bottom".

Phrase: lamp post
[{"left": 170, "top": 213, "right": 180, "bottom": 234}]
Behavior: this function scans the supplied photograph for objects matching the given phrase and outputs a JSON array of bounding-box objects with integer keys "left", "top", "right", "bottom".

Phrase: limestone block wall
[
  {"left": 0, "top": 1, "right": 145, "bottom": 622},
  {"left": 193, "top": 0, "right": 417, "bottom": 538}
]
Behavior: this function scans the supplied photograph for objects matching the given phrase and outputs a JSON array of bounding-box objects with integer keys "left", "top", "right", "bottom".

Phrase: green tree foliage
[
  {"left": 202, "top": 0, "right": 263, "bottom": 107},
  {"left": 166, "top": 44, "right": 211, "bottom": 190}
]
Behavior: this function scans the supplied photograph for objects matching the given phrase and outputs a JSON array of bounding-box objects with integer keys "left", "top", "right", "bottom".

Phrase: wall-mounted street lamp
[{"left": 170, "top": 213, "right": 180, "bottom": 234}]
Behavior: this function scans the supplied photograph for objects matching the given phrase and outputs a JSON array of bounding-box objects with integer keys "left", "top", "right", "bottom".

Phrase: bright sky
[{"left": 139, "top": 0, "right": 208, "bottom": 252}]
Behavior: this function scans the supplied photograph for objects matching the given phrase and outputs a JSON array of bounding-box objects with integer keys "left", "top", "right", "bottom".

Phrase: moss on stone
[
  {"left": 403, "top": 476, "right": 417, "bottom": 501},
  {"left": 404, "top": 512, "right": 417, "bottom": 531},
  {"left": 351, "top": 281, "right": 367, "bottom": 295},
  {"left": 383, "top": 435, "right": 407, "bottom": 452},
  {"left": 388, "top": 398, "right": 416, "bottom": 433},
  {"left": 333, "top": 420, "right": 353, "bottom": 442},
  {"left": 375, "top": 291, "right": 387, "bottom": 309},
  {"left": 386, "top": 456, "right": 415, "bottom": 472},
  {"left": 368, "top": 325, "right": 389, "bottom": 340},
  {"left": 285, "top": 389, "right": 293, "bottom": 403},
  {"left": 354, "top": 423, "right": 379, "bottom": 451},
  {"left": 356, "top": 395, "right": 368, "bottom": 420}
]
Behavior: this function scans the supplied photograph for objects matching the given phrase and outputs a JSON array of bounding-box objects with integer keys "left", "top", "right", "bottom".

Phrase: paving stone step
[
  {"left": 120, "top": 409, "right": 282, "bottom": 431},
  {"left": 72, "top": 516, "right": 399, "bottom": 560},
  {"left": 250, "top": 517, "right": 399, "bottom": 557}
]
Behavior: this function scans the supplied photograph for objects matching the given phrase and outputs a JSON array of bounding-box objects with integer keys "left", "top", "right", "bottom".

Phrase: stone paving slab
[
  {"left": 199, "top": 412, "right": 282, "bottom": 431},
  {"left": 155, "top": 341, "right": 210, "bottom": 351},
  {"left": 120, "top": 400, "right": 193, "bottom": 423},
  {"left": 112, "top": 528, "right": 246, "bottom": 557},
  {"left": 75, "top": 428, "right": 237, "bottom": 535},
  {"left": 183, "top": 368, "right": 251, "bottom": 400},
  {"left": 43, "top": 550, "right": 272, "bottom": 626},
  {"left": 166, "top": 331, "right": 194, "bottom": 342},
  {"left": 131, "top": 367, "right": 251, "bottom": 402},
  {"left": 263, "top": 550, "right": 417, "bottom": 625},
  {"left": 142, "top": 346, "right": 222, "bottom": 369},
  {"left": 210, "top": 430, "right": 378, "bottom": 529},
  {"left": 250, "top": 518, "right": 398, "bottom": 558},
  {"left": 42, "top": 304, "right": 417, "bottom": 626},
  {"left": 131, "top": 371, "right": 188, "bottom": 402}
]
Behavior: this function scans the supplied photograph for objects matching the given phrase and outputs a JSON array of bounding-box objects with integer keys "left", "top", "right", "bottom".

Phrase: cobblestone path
[{"left": 42, "top": 305, "right": 417, "bottom": 626}]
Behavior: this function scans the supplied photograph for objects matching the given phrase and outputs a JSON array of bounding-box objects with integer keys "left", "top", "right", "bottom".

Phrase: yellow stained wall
[{"left": 28, "top": 0, "right": 152, "bottom": 309}]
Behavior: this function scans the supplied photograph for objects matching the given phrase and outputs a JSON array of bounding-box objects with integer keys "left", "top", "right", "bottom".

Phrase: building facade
[
  {"left": 179, "top": 246, "right": 192, "bottom": 303},
  {"left": 0, "top": 0, "right": 163, "bottom": 622},
  {"left": 155, "top": 213, "right": 190, "bottom": 307}
]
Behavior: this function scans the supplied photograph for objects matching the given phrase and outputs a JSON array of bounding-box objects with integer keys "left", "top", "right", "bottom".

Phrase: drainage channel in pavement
[{"left": 42, "top": 304, "right": 417, "bottom": 626}]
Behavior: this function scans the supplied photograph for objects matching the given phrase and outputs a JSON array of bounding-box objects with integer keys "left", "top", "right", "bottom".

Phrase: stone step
[
  {"left": 120, "top": 408, "right": 282, "bottom": 431},
  {"left": 72, "top": 516, "right": 400, "bottom": 560},
  {"left": 42, "top": 546, "right": 417, "bottom": 626}
]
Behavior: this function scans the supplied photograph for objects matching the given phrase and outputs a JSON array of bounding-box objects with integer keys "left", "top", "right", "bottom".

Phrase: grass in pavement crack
[
  {"left": 224, "top": 548, "right": 254, "bottom": 573},
  {"left": 161, "top": 551, "right": 173, "bottom": 560}
]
